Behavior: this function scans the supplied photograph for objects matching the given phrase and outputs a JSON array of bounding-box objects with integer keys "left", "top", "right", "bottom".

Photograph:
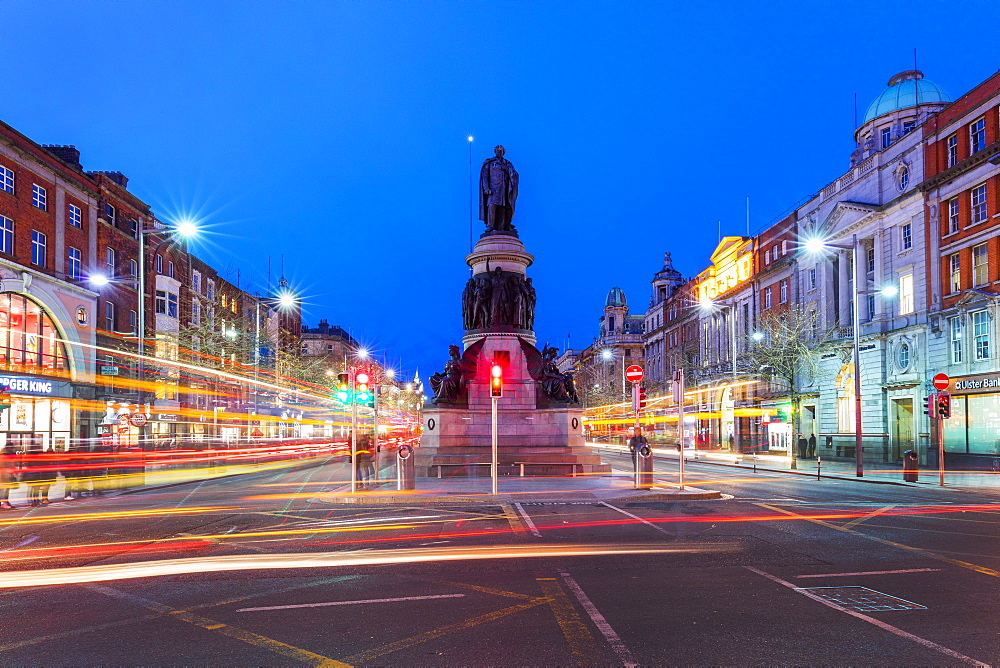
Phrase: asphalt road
[{"left": 1, "top": 452, "right": 998, "bottom": 666}]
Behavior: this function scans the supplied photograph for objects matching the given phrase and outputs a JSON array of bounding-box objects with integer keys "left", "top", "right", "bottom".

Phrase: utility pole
[
  {"left": 350, "top": 369, "right": 357, "bottom": 494},
  {"left": 673, "top": 368, "right": 685, "bottom": 490}
]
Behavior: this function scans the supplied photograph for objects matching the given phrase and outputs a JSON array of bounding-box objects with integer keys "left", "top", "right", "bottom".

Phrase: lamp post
[
  {"left": 805, "top": 235, "right": 897, "bottom": 478},
  {"left": 601, "top": 348, "right": 627, "bottom": 404}
]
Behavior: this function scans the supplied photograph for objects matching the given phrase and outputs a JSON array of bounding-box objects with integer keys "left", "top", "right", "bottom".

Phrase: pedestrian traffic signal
[
  {"left": 936, "top": 392, "right": 952, "bottom": 419},
  {"left": 336, "top": 373, "right": 350, "bottom": 403},
  {"left": 923, "top": 393, "right": 937, "bottom": 419},
  {"left": 355, "top": 372, "right": 375, "bottom": 407},
  {"left": 639, "top": 386, "right": 647, "bottom": 410},
  {"left": 490, "top": 364, "right": 503, "bottom": 398}
]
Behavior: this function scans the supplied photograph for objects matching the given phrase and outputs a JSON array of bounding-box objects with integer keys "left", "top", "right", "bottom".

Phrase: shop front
[
  {"left": 940, "top": 372, "right": 1000, "bottom": 471},
  {"left": 0, "top": 375, "right": 74, "bottom": 454}
]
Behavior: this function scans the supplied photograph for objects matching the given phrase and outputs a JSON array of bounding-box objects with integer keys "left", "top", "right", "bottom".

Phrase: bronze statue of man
[{"left": 479, "top": 145, "right": 519, "bottom": 233}]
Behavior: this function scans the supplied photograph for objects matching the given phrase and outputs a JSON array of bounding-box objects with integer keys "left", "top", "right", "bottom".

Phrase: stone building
[{"left": 572, "top": 286, "right": 645, "bottom": 410}]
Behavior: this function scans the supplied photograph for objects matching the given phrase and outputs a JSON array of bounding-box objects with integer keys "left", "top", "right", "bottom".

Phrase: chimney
[
  {"left": 42, "top": 145, "right": 82, "bottom": 169},
  {"left": 100, "top": 171, "right": 129, "bottom": 189},
  {"left": 318, "top": 319, "right": 329, "bottom": 334}
]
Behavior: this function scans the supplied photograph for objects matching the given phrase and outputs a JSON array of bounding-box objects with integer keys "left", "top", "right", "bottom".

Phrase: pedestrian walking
[
  {"left": 0, "top": 445, "right": 19, "bottom": 509},
  {"left": 355, "top": 435, "right": 375, "bottom": 490},
  {"left": 627, "top": 427, "right": 648, "bottom": 472},
  {"left": 808, "top": 434, "right": 817, "bottom": 459}
]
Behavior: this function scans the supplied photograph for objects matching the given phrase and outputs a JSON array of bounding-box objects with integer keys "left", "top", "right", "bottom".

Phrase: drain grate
[{"left": 795, "top": 586, "right": 926, "bottom": 612}]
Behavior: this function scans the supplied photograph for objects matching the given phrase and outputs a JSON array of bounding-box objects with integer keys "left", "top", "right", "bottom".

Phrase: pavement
[{"left": 3, "top": 451, "right": 1000, "bottom": 665}]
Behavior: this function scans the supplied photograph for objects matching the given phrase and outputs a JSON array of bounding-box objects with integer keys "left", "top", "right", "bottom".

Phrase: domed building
[{"left": 852, "top": 70, "right": 952, "bottom": 166}]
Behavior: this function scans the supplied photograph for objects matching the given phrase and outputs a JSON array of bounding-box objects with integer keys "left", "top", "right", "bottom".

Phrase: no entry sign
[
  {"left": 933, "top": 373, "right": 950, "bottom": 391},
  {"left": 625, "top": 365, "right": 644, "bottom": 383}
]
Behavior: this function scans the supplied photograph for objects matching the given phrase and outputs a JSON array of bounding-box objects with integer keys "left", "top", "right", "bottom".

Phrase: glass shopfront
[
  {"left": 943, "top": 392, "right": 1000, "bottom": 457},
  {"left": 0, "top": 396, "right": 72, "bottom": 453},
  {"left": 0, "top": 293, "right": 69, "bottom": 374}
]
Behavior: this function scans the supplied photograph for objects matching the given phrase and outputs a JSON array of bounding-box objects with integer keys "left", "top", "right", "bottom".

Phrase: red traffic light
[
  {"left": 490, "top": 364, "right": 503, "bottom": 397},
  {"left": 356, "top": 372, "right": 370, "bottom": 385},
  {"left": 936, "top": 392, "right": 951, "bottom": 419}
]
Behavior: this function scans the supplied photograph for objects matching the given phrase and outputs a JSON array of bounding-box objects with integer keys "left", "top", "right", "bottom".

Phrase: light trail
[
  {"left": 0, "top": 506, "right": 235, "bottom": 527},
  {"left": 0, "top": 543, "right": 729, "bottom": 588}
]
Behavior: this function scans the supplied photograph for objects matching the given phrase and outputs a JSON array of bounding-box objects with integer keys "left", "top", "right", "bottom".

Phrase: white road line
[
  {"left": 745, "top": 567, "right": 989, "bottom": 667},
  {"left": 599, "top": 501, "right": 670, "bottom": 535},
  {"left": 795, "top": 568, "right": 942, "bottom": 579},
  {"left": 513, "top": 502, "right": 542, "bottom": 537},
  {"left": 559, "top": 572, "right": 636, "bottom": 668},
  {"left": 236, "top": 593, "right": 465, "bottom": 613}
]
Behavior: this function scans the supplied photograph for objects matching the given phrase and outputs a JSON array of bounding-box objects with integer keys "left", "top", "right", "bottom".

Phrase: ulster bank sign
[{"left": 953, "top": 374, "right": 1000, "bottom": 393}]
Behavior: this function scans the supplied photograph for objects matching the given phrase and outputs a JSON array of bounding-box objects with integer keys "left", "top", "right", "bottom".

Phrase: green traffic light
[{"left": 337, "top": 391, "right": 349, "bottom": 402}]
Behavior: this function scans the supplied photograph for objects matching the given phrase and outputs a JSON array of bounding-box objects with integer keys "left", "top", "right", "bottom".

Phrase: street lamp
[
  {"left": 601, "top": 348, "right": 627, "bottom": 402},
  {"left": 806, "top": 234, "right": 897, "bottom": 477}
]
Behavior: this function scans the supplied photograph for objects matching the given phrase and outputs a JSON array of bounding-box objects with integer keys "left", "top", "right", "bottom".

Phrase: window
[
  {"left": 68, "top": 203, "right": 82, "bottom": 228},
  {"left": 973, "top": 309, "right": 990, "bottom": 360},
  {"left": 950, "top": 316, "right": 963, "bottom": 364},
  {"left": 781, "top": 240, "right": 788, "bottom": 255},
  {"left": 898, "top": 166, "right": 909, "bottom": 191},
  {"left": 948, "top": 197, "right": 960, "bottom": 233},
  {"left": 764, "top": 249, "right": 770, "bottom": 265},
  {"left": 970, "top": 118, "right": 986, "bottom": 154},
  {"left": 971, "top": 184, "right": 987, "bottom": 224},
  {"left": 105, "top": 204, "right": 116, "bottom": 225},
  {"left": 902, "top": 120, "right": 915, "bottom": 135},
  {"left": 973, "top": 243, "right": 989, "bottom": 286},
  {"left": 155, "top": 291, "right": 178, "bottom": 318},
  {"left": 0, "top": 215, "right": 12, "bottom": 255},
  {"left": 207, "top": 279, "right": 215, "bottom": 301},
  {"left": 67, "top": 247, "right": 81, "bottom": 280},
  {"left": 30, "top": 231, "right": 46, "bottom": 267},
  {"left": 867, "top": 294, "right": 876, "bottom": 321},
  {"left": 221, "top": 293, "right": 228, "bottom": 308},
  {"left": 763, "top": 287, "right": 772, "bottom": 310},
  {"left": 129, "top": 219, "right": 138, "bottom": 238},
  {"left": 900, "top": 223, "right": 912, "bottom": 250},
  {"left": 809, "top": 266, "right": 817, "bottom": 289},
  {"left": 898, "top": 342, "right": 910, "bottom": 370},
  {"left": 779, "top": 279, "right": 788, "bottom": 304},
  {"left": 607, "top": 316, "right": 615, "bottom": 332},
  {"left": 191, "top": 299, "right": 201, "bottom": 325},
  {"left": 192, "top": 270, "right": 201, "bottom": 293},
  {"left": 129, "top": 310, "right": 138, "bottom": 333},
  {"left": 0, "top": 293, "right": 70, "bottom": 370},
  {"left": 31, "top": 184, "right": 46, "bottom": 210},
  {"left": 105, "top": 300, "right": 116, "bottom": 331},
  {"left": 155, "top": 254, "right": 162, "bottom": 273},
  {"left": 899, "top": 274, "right": 914, "bottom": 315},
  {"left": 773, "top": 244, "right": 779, "bottom": 259},
  {"left": 105, "top": 247, "right": 115, "bottom": 276},
  {"left": 168, "top": 292, "right": 178, "bottom": 318},
  {"left": 168, "top": 260, "right": 175, "bottom": 278},
  {"left": 0, "top": 165, "right": 12, "bottom": 194},
  {"left": 881, "top": 127, "right": 891, "bottom": 149},
  {"left": 947, "top": 135, "right": 958, "bottom": 167},
  {"left": 129, "top": 259, "right": 138, "bottom": 278},
  {"left": 867, "top": 246, "right": 876, "bottom": 273},
  {"left": 155, "top": 290, "right": 166, "bottom": 314},
  {"left": 950, "top": 253, "right": 962, "bottom": 293}
]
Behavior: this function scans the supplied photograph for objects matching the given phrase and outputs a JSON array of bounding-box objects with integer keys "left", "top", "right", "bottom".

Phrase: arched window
[{"left": 0, "top": 293, "right": 69, "bottom": 373}]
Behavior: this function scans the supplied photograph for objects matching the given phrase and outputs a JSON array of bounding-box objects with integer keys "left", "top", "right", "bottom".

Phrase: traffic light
[
  {"left": 936, "top": 392, "right": 952, "bottom": 419},
  {"left": 639, "top": 386, "right": 647, "bottom": 410},
  {"left": 336, "top": 373, "right": 350, "bottom": 404},
  {"left": 490, "top": 364, "right": 503, "bottom": 398},
  {"left": 923, "top": 393, "right": 937, "bottom": 419},
  {"left": 356, "top": 372, "right": 375, "bottom": 408}
]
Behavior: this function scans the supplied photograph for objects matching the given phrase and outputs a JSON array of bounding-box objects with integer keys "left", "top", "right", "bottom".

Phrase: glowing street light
[
  {"left": 174, "top": 220, "right": 199, "bottom": 238},
  {"left": 751, "top": 332, "right": 765, "bottom": 342},
  {"left": 89, "top": 273, "right": 110, "bottom": 287}
]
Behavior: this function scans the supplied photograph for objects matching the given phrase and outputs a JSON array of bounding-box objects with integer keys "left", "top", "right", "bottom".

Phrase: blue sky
[{"left": 2, "top": 0, "right": 998, "bottom": 381}]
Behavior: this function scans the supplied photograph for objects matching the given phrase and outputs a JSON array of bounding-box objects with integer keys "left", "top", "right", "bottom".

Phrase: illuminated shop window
[{"left": 0, "top": 292, "right": 69, "bottom": 373}]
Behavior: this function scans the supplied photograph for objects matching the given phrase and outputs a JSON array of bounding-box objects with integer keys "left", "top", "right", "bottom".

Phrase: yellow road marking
[
  {"left": 502, "top": 503, "right": 527, "bottom": 533},
  {"left": 537, "top": 578, "right": 602, "bottom": 665},
  {"left": 755, "top": 503, "right": 1000, "bottom": 579},
  {"left": 425, "top": 578, "right": 538, "bottom": 600},
  {"left": 92, "top": 585, "right": 350, "bottom": 667},
  {"left": 842, "top": 504, "right": 896, "bottom": 529},
  {"left": 340, "top": 596, "right": 552, "bottom": 664}
]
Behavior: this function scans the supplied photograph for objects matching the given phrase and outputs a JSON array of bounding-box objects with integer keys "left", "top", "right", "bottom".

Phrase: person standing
[
  {"left": 0, "top": 445, "right": 18, "bottom": 509},
  {"left": 627, "top": 427, "right": 648, "bottom": 473},
  {"left": 355, "top": 434, "right": 375, "bottom": 491}
]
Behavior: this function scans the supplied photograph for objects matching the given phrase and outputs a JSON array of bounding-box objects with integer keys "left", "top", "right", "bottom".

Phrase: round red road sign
[
  {"left": 625, "top": 365, "right": 644, "bottom": 383},
  {"left": 933, "top": 373, "right": 950, "bottom": 391}
]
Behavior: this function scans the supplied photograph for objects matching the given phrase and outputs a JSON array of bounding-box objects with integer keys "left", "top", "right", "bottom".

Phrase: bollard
[
  {"left": 397, "top": 444, "right": 415, "bottom": 491},
  {"left": 817, "top": 456, "right": 821, "bottom": 480},
  {"left": 753, "top": 452, "right": 757, "bottom": 473},
  {"left": 635, "top": 443, "right": 653, "bottom": 489},
  {"left": 902, "top": 449, "right": 918, "bottom": 482}
]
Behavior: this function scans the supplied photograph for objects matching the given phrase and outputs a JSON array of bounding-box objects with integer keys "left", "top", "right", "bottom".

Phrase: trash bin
[
  {"left": 397, "top": 444, "right": 415, "bottom": 491},
  {"left": 635, "top": 443, "right": 653, "bottom": 490},
  {"left": 903, "top": 449, "right": 918, "bottom": 482}
]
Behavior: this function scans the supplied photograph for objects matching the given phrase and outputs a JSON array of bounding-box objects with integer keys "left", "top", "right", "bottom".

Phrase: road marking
[
  {"left": 795, "top": 568, "right": 942, "bottom": 579},
  {"left": 513, "top": 502, "right": 542, "bottom": 537},
  {"left": 91, "top": 585, "right": 351, "bottom": 667},
  {"left": 599, "top": 501, "right": 670, "bottom": 535},
  {"left": 237, "top": 593, "right": 465, "bottom": 613},
  {"left": 502, "top": 504, "right": 527, "bottom": 534},
  {"left": 537, "top": 577, "right": 601, "bottom": 664},
  {"left": 0, "top": 535, "right": 39, "bottom": 551},
  {"left": 754, "top": 503, "right": 1000, "bottom": 580},
  {"left": 842, "top": 504, "right": 896, "bottom": 529},
  {"left": 560, "top": 572, "right": 636, "bottom": 668},
  {"left": 340, "top": 596, "right": 551, "bottom": 664},
  {"left": 427, "top": 578, "right": 538, "bottom": 600},
  {"left": 745, "top": 567, "right": 989, "bottom": 667}
]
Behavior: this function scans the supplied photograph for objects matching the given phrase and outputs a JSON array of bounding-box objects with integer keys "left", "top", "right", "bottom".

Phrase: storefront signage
[
  {"left": 156, "top": 414, "right": 178, "bottom": 422},
  {"left": 0, "top": 376, "right": 55, "bottom": 396},
  {"left": 953, "top": 374, "right": 1000, "bottom": 393}
]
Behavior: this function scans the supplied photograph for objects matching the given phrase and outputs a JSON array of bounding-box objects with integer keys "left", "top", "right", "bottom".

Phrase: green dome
[
  {"left": 863, "top": 70, "right": 950, "bottom": 124},
  {"left": 606, "top": 286, "right": 627, "bottom": 307}
]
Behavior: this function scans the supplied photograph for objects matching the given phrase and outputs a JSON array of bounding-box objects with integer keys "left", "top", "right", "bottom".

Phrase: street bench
[
  {"left": 514, "top": 462, "right": 581, "bottom": 477},
  {"left": 434, "top": 462, "right": 497, "bottom": 478}
]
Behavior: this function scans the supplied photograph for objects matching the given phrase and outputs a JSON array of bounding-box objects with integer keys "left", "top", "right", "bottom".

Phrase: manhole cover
[{"left": 796, "top": 586, "right": 926, "bottom": 612}]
